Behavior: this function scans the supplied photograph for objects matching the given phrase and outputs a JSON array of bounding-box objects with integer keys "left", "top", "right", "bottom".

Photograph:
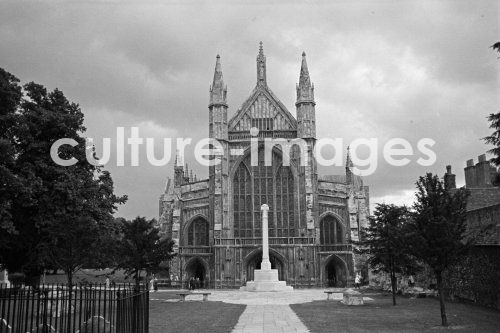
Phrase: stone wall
[{"left": 444, "top": 246, "right": 500, "bottom": 308}]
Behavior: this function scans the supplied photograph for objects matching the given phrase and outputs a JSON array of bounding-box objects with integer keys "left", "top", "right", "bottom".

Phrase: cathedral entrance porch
[
  {"left": 324, "top": 255, "right": 348, "bottom": 288},
  {"left": 185, "top": 257, "right": 209, "bottom": 289},
  {"left": 244, "top": 250, "right": 285, "bottom": 282}
]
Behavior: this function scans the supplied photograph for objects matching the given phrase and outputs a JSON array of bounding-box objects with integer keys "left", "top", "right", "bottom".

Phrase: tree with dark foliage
[
  {"left": 483, "top": 112, "right": 500, "bottom": 185},
  {"left": 408, "top": 173, "right": 470, "bottom": 326},
  {"left": 483, "top": 42, "right": 500, "bottom": 184},
  {"left": 491, "top": 42, "right": 500, "bottom": 55},
  {"left": 115, "top": 217, "right": 175, "bottom": 290},
  {"left": 44, "top": 169, "right": 126, "bottom": 287},
  {"left": 0, "top": 67, "right": 126, "bottom": 285},
  {"left": 0, "top": 68, "right": 23, "bottom": 246},
  {"left": 355, "top": 203, "right": 416, "bottom": 305}
]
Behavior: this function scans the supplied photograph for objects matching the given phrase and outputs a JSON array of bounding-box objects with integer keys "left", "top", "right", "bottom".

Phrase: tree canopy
[
  {"left": 483, "top": 112, "right": 500, "bottom": 171},
  {"left": 0, "top": 67, "right": 126, "bottom": 285},
  {"left": 356, "top": 203, "right": 416, "bottom": 305},
  {"left": 0, "top": 68, "right": 23, "bottom": 235},
  {"left": 114, "top": 216, "right": 175, "bottom": 289},
  {"left": 484, "top": 42, "right": 500, "bottom": 183},
  {"left": 408, "top": 173, "right": 470, "bottom": 326}
]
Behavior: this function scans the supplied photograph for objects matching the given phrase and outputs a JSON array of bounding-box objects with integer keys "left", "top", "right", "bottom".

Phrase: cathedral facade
[{"left": 158, "top": 44, "right": 370, "bottom": 289}]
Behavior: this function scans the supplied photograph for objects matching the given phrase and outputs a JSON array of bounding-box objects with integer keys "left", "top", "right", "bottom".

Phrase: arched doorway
[
  {"left": 185, "top": 257, "right": 208, "bottom": 288},
  {"left": 324, "top": 255, "right": 347, "bottom": 287},
  {"left": 245, "top": 250, "right": 285, "bottom": 281}
]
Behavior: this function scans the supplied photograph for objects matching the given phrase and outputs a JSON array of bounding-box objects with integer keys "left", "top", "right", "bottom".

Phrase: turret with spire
[
  {"left": 296, "top": 51, "right": 315, "bottom": 104},
  {"left": 295, "top": 51, "right": 316, "bottom": 139},
  {"left": 208, "top": 53, "right": 230, "bottom": 238},
  {"left": 174, "top": 150, "right": 184, "bottom": 187},
  {"left": 209, "top": 54, "right": 228, "bottom": 141},
  {"left": 346, "top": 146, "right": 354, "bottom": 184},
  {"left": 256, "top": 41, "right": 267, "bottom": 86},
  {"left": 295, "top": 51, "right": 318, "bottom": 232},
  {"left": 209, "top": 54, "right": 227, "bottom": 107}
]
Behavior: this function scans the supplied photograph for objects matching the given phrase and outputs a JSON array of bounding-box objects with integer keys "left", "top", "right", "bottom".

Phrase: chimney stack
[
  {"left": 464, "top": 154, "right": 497, "bottom": 188},
  {"left": 444, "top": 165, "right": 456, "bottom": 190}
]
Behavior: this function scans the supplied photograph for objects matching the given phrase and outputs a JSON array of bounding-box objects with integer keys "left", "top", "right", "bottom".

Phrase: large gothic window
[
  {"left": 276, "top": 166, "right": 294, "bottom": 237},
  {"left": 233, "top": 163, "right": 252, "bottom": 238},
  {"left": 233, "top": 148, "right": 295, "bottom": 238},
  {"left": 252, "top": 148, "right": 274, "bottom": 238},
  {"left": 320, "top": 215, "right": 344, "bottom": 244},
  {"left": 187, "top": 217, "right": 209, "bottom": 246}
]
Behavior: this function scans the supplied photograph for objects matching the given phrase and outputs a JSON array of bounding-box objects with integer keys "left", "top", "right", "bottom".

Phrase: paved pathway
[
  {"left": 209, "top": 289, "right": 344, "bottom": 333},
  {"left": 232, "top": 304, "right": 309, "bottom": 333},
  {"left": 208, "top": 289, "right": 343, "bottom": 305},
  {"left": 154, "top": 288, "right": 362, "bottom": 332}
]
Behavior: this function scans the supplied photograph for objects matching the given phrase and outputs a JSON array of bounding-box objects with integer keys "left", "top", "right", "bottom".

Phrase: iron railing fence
[
  {"left": 0, "top": 283, "right": 148, "bottom": 333},
  {"left": 115, "top": 288, "right": 148, "bottom": 333}
]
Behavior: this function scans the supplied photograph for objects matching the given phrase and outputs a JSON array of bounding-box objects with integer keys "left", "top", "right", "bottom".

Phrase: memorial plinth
[{"left": 240, "top": 204, "right": 293, "bottom": 292}]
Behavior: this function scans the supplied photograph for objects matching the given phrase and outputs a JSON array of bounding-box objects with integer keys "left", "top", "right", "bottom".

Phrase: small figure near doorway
[
  {"left": 149, "top": 276, "right": 155, "bottom": 292},
  {"left": 196, "top": 277, "right": 201, "bottom": 289},
  {"left": 408, "top": 275, "right": 415, "bottom": 287},
  {"left": 153, "top": 276, "right": 158, "bottom": 292},
  {"left": 189, "top": 276, "right": 196, "bottom": 290},
  {"left": 354, "top": 273, "right": 361, "bottom": 289}
]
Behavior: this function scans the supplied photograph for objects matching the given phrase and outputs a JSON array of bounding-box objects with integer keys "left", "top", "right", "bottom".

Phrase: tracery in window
[
  {"left": 320, "top": 215, "right": 344, "bottom": 244},
  {"left": 187, "top": 217, "right": 209, "bottom": 246},
  {"left": 233, "top": 148, "right": 295, "bottom": 238}
]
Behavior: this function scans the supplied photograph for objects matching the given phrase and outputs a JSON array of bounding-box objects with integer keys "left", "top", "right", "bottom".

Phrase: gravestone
[
  {"left": 30, "top": 324, "right": 57, "bottom": 332},
  {"left": 78, "top": 315, "right": 113, "bottom": 333},
  {"left": 342, "top": 289, "right": 364, "bottom": 305}
]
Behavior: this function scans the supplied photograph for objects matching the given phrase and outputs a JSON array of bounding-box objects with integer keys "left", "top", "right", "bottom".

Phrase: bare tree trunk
[
  {"left": 391, "top": 271, "right": 397, "bottom": 306},
  {"left": 66, "top": 270, "right": 73, "bottom": 333},
  {"left": 134, "top": 269, "right": 140, "bottom": 292},
  {"left": 390, "top": 258, "right": 397, "bottom": 306},
  {"left": 66, "top": 269, "right": 73, "bottom": 288},
  {"left": 436, "top": 271, "right": 448, "bottom": 326}
]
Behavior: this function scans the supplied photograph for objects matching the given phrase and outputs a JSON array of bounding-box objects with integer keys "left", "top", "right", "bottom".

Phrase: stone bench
[
  {"left": 155, "top": 279, "right": 170, "bottom": 288},
  {"left": 177, "top": 292, "right": 211, "bottom": 301},
  {"left": 342, "top": 289, "right": 364, "bottom": 306},
  {"left": 324, "top": 290, "right": 343, "bottom": 300}
]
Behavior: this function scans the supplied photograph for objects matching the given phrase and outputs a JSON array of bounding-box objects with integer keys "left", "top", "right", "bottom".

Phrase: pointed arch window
[
  {"left": 233, "top": 161, "right": 252, "bottom": 238},
  {"left": 233, "top": 148, "right": 296, "bottom": 238},
  {"left": 320, "top": 215, "right": 344, "bottom": 244},
  {"left": 275, "top": 165, "right": 294, "bottom": 237},
  {"left": 187, "top": 217, "right": 209, "bottom": 246}
]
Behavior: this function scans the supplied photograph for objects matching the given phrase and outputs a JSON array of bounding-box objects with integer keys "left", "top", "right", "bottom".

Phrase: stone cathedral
[{"left": 158, "top": 44, "right": 370, "bottom": 289}]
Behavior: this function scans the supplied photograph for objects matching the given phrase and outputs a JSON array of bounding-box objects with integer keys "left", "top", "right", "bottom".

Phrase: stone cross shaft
[{"left": 261, "top": 204, "right": 271, "bottom": 270}]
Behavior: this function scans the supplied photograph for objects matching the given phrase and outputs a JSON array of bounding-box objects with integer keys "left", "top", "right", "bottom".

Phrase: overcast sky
[{"left": 1, "top": 0, "right": 499, "bottom": 219}]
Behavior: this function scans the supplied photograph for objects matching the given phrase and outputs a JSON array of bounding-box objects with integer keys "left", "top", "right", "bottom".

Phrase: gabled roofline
[{"left": 228, "top": 84, "right": 297, "bottom": 131}]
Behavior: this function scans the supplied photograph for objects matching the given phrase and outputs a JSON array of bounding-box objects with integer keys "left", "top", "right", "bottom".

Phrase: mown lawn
[
  {"left": 149, "top": 296, "right": 245, "bottom": 333},
  {"left": 43, "top": 269, "right": 138, "bottom": 284},
  {"left": 291, "top": 291, "right": 500, "bottom": 332}
]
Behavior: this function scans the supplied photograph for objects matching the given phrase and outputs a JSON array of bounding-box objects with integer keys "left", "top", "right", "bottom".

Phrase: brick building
[
  {"left": 444, "top": 154, "right": 500, "bottom": 306},
  {"left": 444, "top": 154, "right": 500, "bottom": 246},
  {"left": 158, "top": 44, "right": 370, "bottom": 289}
]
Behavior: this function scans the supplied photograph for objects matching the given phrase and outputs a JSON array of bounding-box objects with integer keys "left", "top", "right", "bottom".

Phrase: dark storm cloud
[{"left": 1, "top": 0, "right": 498, "bottom": 218}]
